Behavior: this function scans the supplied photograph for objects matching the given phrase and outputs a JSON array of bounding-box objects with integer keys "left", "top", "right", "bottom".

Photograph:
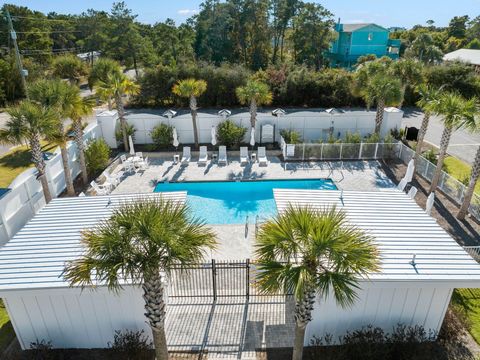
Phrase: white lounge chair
[
  {"left": 103, "top": 171, "right": 122, "bottom": 187},
  {"left": 90, "top": 181, "right": 111, "bottom": 196},
  {"left": 198, "top": 146, "right": 208, "bottom": 165},
  {"left": 135, "top": 152, "right": 143, "bottom": 159},
  {"left": 240, "top": 147, "right": 249, "bottom": 164},
  {"left": 120, "top": 154, "right": 135, "bottom": 172},
  {"left": 218, "top": 146, "right": 227, "bottom": 165},
  {"left": 407, "top": 186, "right": 418, "bottom": 200},
  {"left": 138, "top": 156, "right": 150, "bottom": 171},
  {"left": 258, "top": 147, "right": 268, "bottom": 166},
  {"left": 181, "top": 147, "right": 191, "bottom": 164},
  {"left": 397, "top": 178, "right": 408, "bottom": 192}
]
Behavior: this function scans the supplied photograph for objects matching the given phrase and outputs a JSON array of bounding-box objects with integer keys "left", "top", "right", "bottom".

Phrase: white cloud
[{"left": 178, "top": 9, "right": 198, "bottom": 16}]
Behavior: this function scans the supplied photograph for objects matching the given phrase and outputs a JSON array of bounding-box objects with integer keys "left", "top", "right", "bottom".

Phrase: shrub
[
  {"left": 108, "top": 330, "right": 153, "bottom": 360},
  {"left": 151, "top": 123, "right": 173, "bottom": 149},
  {"left": 115, "top": 123, "right": 136, "bottom": 145},
  {"left": 29, "top": 339, "right": 53, "bottom": 360},
  {"left": 85, "top": 138, "right": 111, "bottom": 176},
  {"left": 364, "top": 133, "right": 381, "bottom": 143},
  {"left": 423, "top": 149, "right": 437, "bottom": 165},
  {"left": 344, "top": 131, "right": 362, "bottom": 144},
  {"left": 280, "top": 129, "right": 301, "bottom": 144},
  {"left": 217, "top": 120, "right": 247, "bottom": 148}
]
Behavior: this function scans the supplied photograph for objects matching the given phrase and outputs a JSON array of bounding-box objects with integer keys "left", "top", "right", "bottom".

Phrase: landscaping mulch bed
[{"left": 381, "top": 159, "right": 480, "bottom": 247}]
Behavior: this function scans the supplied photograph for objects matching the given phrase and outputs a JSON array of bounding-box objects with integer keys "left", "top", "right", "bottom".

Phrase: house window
[{"left": 368, "top": 32, "right": 373, "bottom": 41}]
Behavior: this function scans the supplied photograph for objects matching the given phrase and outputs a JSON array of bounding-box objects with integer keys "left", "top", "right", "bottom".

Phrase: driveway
[{"left": 402, "top": 108, "right": 480, "bottom": 165}]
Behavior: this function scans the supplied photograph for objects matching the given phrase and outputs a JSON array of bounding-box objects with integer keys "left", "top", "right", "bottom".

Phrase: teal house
[{"left": 327, "top": 23, "right": 401, "bottom": 68}]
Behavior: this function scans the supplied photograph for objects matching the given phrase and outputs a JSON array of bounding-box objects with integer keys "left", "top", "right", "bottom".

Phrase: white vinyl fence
[
  {"left": 396, "top": 142, "right": 480, "bottom": 222},
  {"left": 0, "top": 123, "right": 103, "bottom": 245}
]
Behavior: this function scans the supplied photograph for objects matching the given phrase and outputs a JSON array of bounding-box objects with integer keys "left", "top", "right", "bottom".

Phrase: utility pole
[{"left": 4, "top": 9, "right": 28, "bottom": 97}]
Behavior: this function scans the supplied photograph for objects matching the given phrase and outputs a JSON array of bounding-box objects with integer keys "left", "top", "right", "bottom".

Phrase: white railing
[
  {"left": 0, "top": 123, "right": 103, "bottom": 245},
  {"left": 464, "top": 246, "right": 480, "bottom": 263}
]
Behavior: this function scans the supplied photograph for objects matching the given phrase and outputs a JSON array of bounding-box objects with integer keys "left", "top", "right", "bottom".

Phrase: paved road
[{"left": 402, "top": 108, "right": 480, "bottom": 165}]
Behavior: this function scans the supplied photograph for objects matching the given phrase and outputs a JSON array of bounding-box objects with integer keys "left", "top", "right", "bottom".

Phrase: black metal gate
[{"left": 168, "top": 259, "right": 278, "bottom": 300}]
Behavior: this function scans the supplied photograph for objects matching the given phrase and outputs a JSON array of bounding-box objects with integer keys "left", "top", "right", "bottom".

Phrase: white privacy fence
[
  {"left": 396, "top": 143, "right": 480, "bottom": 222},
  {"left": 96, "top": 108, "right": 404, "bottom": 147},
  {"left": 0, "top": 123, "right": 103, "bottom": 245}
]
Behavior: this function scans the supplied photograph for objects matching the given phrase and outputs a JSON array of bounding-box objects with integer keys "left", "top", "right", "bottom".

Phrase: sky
[{"left": 4, "top": 0, "right": 479, "bottom": 28}]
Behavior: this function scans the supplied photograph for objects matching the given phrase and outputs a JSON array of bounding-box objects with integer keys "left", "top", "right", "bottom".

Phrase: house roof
[
  {"left": 0, "top": 192, "right": 187, "bottom": 293},
  {"left": 274, "top": 189, "right": 480, "bottom": 285},
  {"left": 443, "top": 49, "right": 480, "bottom": 66},
  {"left": 341, "top": 23, "right": 388, "bottom": 32}
]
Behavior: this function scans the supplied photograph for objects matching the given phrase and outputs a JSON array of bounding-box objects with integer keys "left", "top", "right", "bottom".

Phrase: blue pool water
[{"left": 154, "top": 179, "right": 337, "bottom": 224}]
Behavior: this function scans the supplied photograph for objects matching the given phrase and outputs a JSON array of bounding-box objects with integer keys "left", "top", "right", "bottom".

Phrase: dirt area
[{"left": 381, "top": 159, "right": 480, "bottom": 247}]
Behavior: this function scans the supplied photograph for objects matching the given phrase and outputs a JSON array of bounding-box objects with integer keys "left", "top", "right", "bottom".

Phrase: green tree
[
  {"left": 414, "top": 85, "right": 442, "bottom": 172},
  {"left": 172, "top": 78, "right": 207, "bottom": 148},
  {"left": 354, "top": 60, "right": 402, "bottom": 134},
  {"left": 457, "top": 100, "right": 480, "bottom": 220},
  {"left": 404, "top": 33, "right": 443, "bottom": 64},
  {"left": 391, "top": 59, "right": 424, "bottom": 109},
  {"left": 64, "top": 197, "right": 217, "bottom": 360},
  {"left": 76, "top": 9, "right": 111, "bottom": 66},
  {"left": 88, "top": 58, "right": 122, "bottom": 109},
  {"left": 290, "top": 2, "right": 335, "bottom": 70},
  {"left": 0, "top": 101, "right": 56, "bottom": 203},
  {"left": 271, "top": 0, "right": 299, "bottom": 64},
  {"left": 255, "top": 205, "right": 379, "bottom": 360},
  {"left": 28, "top": 79, "right": 78, "bottom": 196},
  {"left": 51, "top": 54, "right": 88, "bottom": 84},
  {"left": 95, "top": 72, "right": 140, "bottom": 152},
  {"left": 448, "top": 15, "right": 469, "bottom": 39},
  {"left": 426, "top": 93, "right": 477, "bottom": 193},
  {"left": 236, "top": 79, "right": 272, "bottom": 128}
]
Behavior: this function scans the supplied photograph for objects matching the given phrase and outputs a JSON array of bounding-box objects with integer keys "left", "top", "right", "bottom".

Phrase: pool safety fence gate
[{"left": 168, "top": 259, "right": 288, "bottom": 300}]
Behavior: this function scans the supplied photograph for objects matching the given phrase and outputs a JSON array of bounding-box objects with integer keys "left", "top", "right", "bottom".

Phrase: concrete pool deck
[{"left": 107, "top": 156, "right": 396, "bottom": 261}]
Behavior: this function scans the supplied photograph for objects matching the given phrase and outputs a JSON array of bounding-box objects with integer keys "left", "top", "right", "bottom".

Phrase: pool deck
[{"left": 107, "top": 156, "right": 396, "bottom": 261}]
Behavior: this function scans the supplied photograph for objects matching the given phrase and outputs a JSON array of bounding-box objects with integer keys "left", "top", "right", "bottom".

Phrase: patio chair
[
  {"left": 181, "top": 147, "right": 191, "bottom": 164},
  {"left": 258, "top": 147, "right": 268, "bottom": 166},
  {"left": 407, "top": 186, "right": 418, "bottom": 200},
  {"left": 218, "top": 146, "right": 228, "bottom": 165},
  {"left": 120, "top": 154, "right": 135, "bottom": 172},
  {"left": 397, "top": 178, "right": 408, "bottom": 192},
  {"left": 102, "top": 171, "right": 122, "bottom": 187},
  {"left": 138, "top": 156, "right": 150, "bottom": 171},
  {"left": 240, "top": 147, "right": 249, "bottom": 164},
  {"left": 90, "top": 181, "right": 111, "bottom": 196},
  {"left": 135, "top": 152, "right": 143, "bottom": 159},
  {"left": 198, "top": 146, "right": 208, "bottom": 165}
]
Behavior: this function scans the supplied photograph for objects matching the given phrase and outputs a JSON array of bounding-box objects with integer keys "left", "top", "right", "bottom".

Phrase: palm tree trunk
[
  {"left": 374, "top": 98, "right": 385, "bottom": 135},
  {"left": 30, "top": 136, "right": 52, "bottom": 204},
  {"left": 250, "top": 99, "right": 257, "bottom": 128},
  {"left": 107, "top": 96, "right": 113, "bottom": 111},
  {"left": 457, "top": 145, "right": 480, "bottom": 220},
  {"left": 60, "top": 145, "right": 75, "bottom": 196},
  {"left": 190, "top": 95, "right": 199, "bottom": 148},
  {"left": 73, "top": 119, "right": 88, "bottom": 185},
  {"left": 292, "top": 289, "right": 315, "bottom": 360},
  {"left": 116, "top": 93, "right": 129, "bottom": 152},
  {"left": 398, "top": 84, "right": 407, "bottom": 110},
  {"left": 143, "top": 271, "right": 168, "bottom": 360},
  {"left": 414, "top": 112, "right": 430, "bottom": 171},
  {"left": 429, "top": 125, "right": 453, "bottom": 193}
]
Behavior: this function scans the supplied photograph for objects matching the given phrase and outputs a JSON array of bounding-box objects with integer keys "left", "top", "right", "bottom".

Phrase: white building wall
[
  {"left": 305, "top": 281, "right": 453, "bottom": 344},
  {"left": 4, "top": 286, "right": 150, "bottom": 349}
]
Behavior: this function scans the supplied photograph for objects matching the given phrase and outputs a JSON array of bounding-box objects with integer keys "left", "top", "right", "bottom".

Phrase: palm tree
[
  {"left": 255, "top": 205, "right": 379, "bottom": 360},
  {"left": 64, "top": 198, "right": 217, "bottom": 360},
  {"left": 354, "top": 60, "right": 402, "bottom": 134},
  {"left": 236, "top": 80, "right": 273, "bottom": 128},
  {"left": 414, "top": 85, "right": 441, "bottom": 170},
  {"left": 391, "top": 59, "right": 423, "bottom": 109},
  {"left": 426, "top": 93, "right": 477, "bottom": 193},
  {"left": 95, "top": 72, "right": 140, "bottom": 152},
  {"left": 0, "top": 101, "right": 57, "bottom": 203},
  {"left": 28, "top": 80, "right": 77, "bottom": 196},
  {"left": 62, "top": 85, "right": 95, "bottom": 185},
  {"left": 88, "top": 58, "right": 122, "bottom": 110},
  {"left": 172, "top": 79, "right": 207, "bottom": 148},
  {"left": 457, "top": 101, "right": 480, "bottom": 220}
]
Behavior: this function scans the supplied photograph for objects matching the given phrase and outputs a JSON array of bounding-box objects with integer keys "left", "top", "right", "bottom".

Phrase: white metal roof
[
  {"left": 443, "top": 49, "right": 480, "bottom": 66},
  {"left": 274, "top": 189, "right": 480, "bottom": 285},
  {"left": 0, "top": 192, "right": 186, "bottom": 293}
]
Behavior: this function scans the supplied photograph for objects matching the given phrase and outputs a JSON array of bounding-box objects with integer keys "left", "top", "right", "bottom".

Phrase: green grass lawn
[
  {"left": 443, "top": 156, "right": 480, "bottom": 194},
  {"left": 0, "top": 300, "right": 14, "bottom": 352},
  {"left": 452, "top": 289, "right": 480, "bottom": 344},
  {"left": 0, "top": 143, "right": 56, "bottom": 188}
]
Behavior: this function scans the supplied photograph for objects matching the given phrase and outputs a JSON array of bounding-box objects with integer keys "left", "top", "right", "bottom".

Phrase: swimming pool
[{"left": 154, "top": 179, "right": 337, "bottom": 224}]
